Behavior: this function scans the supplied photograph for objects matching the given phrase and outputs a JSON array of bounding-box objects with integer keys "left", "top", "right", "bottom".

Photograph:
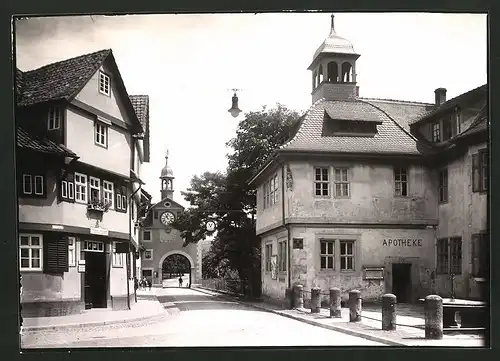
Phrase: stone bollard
[
  {"left": 310, "top": 287, "right": 321, "bottom": 313},
  {"left": 329, "top": 288, "right": 342, "bottom": 318},
  {"left": 425, "top": 295, "right": 443, "bottom": 340},
  {"left": 349, "top": 290, "right": 362, "bottom": 322},
  {"left": 293, "top": 284, "right": 304, "bottom": 309},
  {"left": 382, "top": 293, "right": 397, "bottom": 330},
  {"left": 285, "top": 288, "right": 294, "bottom": 309}
]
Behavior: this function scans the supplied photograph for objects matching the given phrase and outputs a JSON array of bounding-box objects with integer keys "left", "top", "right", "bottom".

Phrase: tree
[{"left": 172, "top": 103, "right": 303, "bottom": 296}]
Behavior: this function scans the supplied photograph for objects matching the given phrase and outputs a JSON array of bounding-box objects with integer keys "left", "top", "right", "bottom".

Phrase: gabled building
[
  {"left": 138, "top": 151, "right": 201, "bottom": 287},
  {"left": 16, "top": 49, "right": 151, "bottom": 317},
  {"left": 248, "top": 16, "right": 488, "bottom": 305}
]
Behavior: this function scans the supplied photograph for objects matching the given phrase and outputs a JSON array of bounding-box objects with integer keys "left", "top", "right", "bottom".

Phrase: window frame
[
  {"left": 19, "top": 233, "right": 43, "bottom": 272},
  {"left": 103, "top": 180, "right": 114, "bottom": 208},
  {"left": 94, "top": 122, "right": 108, "bottom": 148},
  {"left": 143, "top": 249, "right": 154, "bottom": 261},
  {"left": 21, "top": 173, "right": 45, "bottom": 197},
  {"left": 319, "top": 239, "right": 335, "bottom": 271},
  {"left": 394, "top": 167, "right": 409, "bottom": 197},
  {"left": 22, "top": 174, "right": 32, "bottom": 195},
  {"left": 74, "top": 172, "right": 88, "bottom": 204},
  {"left": 431, "top": 122, "right": 441, "bottom": 143},
  {"left": 438, "top": 168, "right": 448, "bottom": 203},
  {"left": 264, "top": 243, "right": 272, "bottom": 272},
  {"left": 68, "top": 236, "right": 76, "bottom": 267},
  {"left": 449, "top": 237, "right": 462, "bottom": 275},
  {"left": 98, "top": 71, "right": 111, "bottom": 96},
  {"left": 89, "top": 176, "right": 101, "bottom": 203},
  {"left": 314, "top": 167, "right": 329, "bottom": 197},
  {"left": 472, "top": 149, "right": 488, "bottom": 193},
  {"left": 339, "top": 240, "right": 355, "bottom": 271},
  {"left": 471, "top": 232, "right": 488, "bottom": 278},
  {"left": 278, "top": 240, "right": 287, "bottom": 272},
  {"left": 47, "top": 107, "right": 62, "bottom": 131},
  {"left": 334, "top": 167, "right": 350, "bottom": 198},
  {"left": 112, "top": 241, "right": 124, "bottom": 268},
  {"left": 436, "top": 238, "right": 449, "bottom": 275},
  {"left": 143, "top": 230, "right": 152, "bottom": 242}
]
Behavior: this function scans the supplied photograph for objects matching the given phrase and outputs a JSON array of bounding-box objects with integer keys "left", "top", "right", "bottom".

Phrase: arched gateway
[{"left": 138, "top": 149, "right": 202, "bottom": 287}]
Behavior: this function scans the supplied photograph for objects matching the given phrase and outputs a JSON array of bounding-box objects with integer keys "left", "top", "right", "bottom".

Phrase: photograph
[{"left": 14, "top": 12, "right": 488, "bottom": 349}]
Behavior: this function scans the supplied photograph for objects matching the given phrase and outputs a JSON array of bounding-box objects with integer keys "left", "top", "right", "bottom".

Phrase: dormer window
[
  {"left": 98, "top": 71, "right": 110, "bottom": 96},
  {"left": 325, "top": 119, "right": 378, "bottom": 136},
  {"left": 48, "top": 107, "right": 62, "bottom": 130}
]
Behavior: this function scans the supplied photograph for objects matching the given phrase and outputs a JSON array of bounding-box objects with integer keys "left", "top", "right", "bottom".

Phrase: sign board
[
  {"left": 363, "top": 267, "right": 385, "bottom": 280},
  {"left": 271, "top": 255, "right": 278, "bottom": 280},
  {"left": 78, "top": 264, "right": 86, "bottom": 273},
  {"left": 90, "top": 227, "right": 109, "bottom": 236},
  {"left": 382, "top": 239, "right": 422, "bottom": 247},
  {"left": 206, "top": 221, "right": 216, "bottom": 232},
  {"left": 51, "top": 225, "right": 64, "bottom": 230}
]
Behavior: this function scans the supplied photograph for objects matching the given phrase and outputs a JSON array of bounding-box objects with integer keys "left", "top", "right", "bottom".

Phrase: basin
[{"left": 419, "top": 298, "right": 487, "bottom": 331}]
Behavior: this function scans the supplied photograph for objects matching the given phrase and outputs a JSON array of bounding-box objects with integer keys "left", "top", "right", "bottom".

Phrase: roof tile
[{"left": 17, "top": 127, "right": 78, "bottom": 157}]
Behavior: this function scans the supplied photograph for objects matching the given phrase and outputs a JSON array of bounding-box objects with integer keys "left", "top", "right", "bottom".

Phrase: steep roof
[
  {"left": 129, "top": 94, "right": 150, "bottom": 162},
  {"left": 17, "top": 127, "right": 78, "bottom": 157},
  {"left": 279, "top": 98, "right": 431, "bottom": 155},
  {"left": 16, "top": 49, "right": 144, "bottom": 134},
  {"left": 410, "top": 84, "right": 487, "bottom": 125},
  {"left": 451, "top": 105, "right": 488, "bottom": 142},
  {"left": 16, "top": 49, "right": 112, "bottom": 107}
]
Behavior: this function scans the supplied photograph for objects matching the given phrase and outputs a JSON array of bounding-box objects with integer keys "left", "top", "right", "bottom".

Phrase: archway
[{"left": 159, "top": 252, "right": 193, "bottom": 288}]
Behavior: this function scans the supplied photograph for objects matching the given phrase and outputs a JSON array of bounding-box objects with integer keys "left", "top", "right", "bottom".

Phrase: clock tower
[{"left": 160, "top": 149, "right": 174, "bottom": 200}]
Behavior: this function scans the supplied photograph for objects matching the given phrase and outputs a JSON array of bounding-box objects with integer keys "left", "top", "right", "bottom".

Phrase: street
[{"left": 21, "top": 288, "right": 384, "bottom": 348}]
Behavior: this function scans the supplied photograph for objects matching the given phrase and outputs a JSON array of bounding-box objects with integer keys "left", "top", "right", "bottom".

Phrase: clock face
[{"left": 160, "top": 211, "right": 175, "bottom": 225}]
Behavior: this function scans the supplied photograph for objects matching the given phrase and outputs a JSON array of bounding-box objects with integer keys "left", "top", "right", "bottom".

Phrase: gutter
[{"left": 277, "top": 158, "right": 292, "bottom": 289}]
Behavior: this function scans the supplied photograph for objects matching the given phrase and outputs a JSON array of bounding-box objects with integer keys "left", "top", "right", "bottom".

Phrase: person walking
[{"left": 178, "top": 276, "right": 183, "bottom": 288}]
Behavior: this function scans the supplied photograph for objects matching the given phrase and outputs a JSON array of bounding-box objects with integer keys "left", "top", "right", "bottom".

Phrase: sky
[{"left": 14, "top": 13, "right": 487, "bottom": 208}]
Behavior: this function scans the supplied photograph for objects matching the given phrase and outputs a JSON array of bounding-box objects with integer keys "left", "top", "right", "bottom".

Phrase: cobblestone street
[{"left": 21, "top": 288, "right": 384, "bottom": 348}]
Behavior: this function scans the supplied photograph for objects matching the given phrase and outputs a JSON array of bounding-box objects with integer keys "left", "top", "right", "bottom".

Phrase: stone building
[
  {"left": 248, "top": 16, "right": 488, "bottom": 304},
  {"left": 139, "top": 151, "right": 201, "bottom": 287},
  {"left": 16, "top": 49, "right": 151, "bottom": 316}
]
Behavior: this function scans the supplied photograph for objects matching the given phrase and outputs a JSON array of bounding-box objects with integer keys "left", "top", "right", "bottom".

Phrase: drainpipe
[
  {"left": 128, "top": 183, "right": 142, "bottom": 310},
  {"left": 278, "top": 159, "right": 292, "bottom": 289}
]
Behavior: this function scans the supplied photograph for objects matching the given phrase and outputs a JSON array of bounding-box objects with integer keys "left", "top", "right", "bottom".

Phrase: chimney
[{"left": 434, "top": 88, "right": 447, "bottom": 106}]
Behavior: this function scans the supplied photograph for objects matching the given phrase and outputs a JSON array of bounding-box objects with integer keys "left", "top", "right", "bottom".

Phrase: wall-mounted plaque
[
  {"left": 363, "top": 267, "right": 384, "bottom": 280},
  {"left": 293, "top": 238, "right": 303, "bottom": 249},
  {"left": 78, "top": 264, "right": 86, "bottom": 273}
]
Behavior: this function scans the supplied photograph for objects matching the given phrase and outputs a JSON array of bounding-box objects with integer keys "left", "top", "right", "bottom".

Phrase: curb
[
  {"left": 21, "top": 299, "right": 166, "bottom": 332},
  {"left": 192, "top": 287, "right": 405, "bottom": 346}
]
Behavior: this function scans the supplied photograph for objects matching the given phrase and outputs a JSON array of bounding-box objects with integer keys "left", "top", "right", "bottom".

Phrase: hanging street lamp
[{"left": 228, "top": 88, "right": 242, "bottom": 118}]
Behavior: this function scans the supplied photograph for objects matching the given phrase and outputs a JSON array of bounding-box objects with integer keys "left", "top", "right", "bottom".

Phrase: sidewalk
[
  {"left": 193, "top": 286, "right": 485, "bottom": 347},
  {"left": 21, "top": 291, "right": 165, "bottom": 332}
]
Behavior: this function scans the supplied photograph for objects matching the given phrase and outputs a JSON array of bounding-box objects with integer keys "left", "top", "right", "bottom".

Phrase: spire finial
[
  {"left": 165, "top": 149, "right": 169, "bottom": 159},
  {"left": 330, "top": 14, "right": 335, "bottom": 34}
]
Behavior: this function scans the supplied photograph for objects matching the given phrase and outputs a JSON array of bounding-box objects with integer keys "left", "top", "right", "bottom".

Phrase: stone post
[
  {"left": 329, "top": 288, "right": 342, "bottom": 318},
  {"left": 349, "top": 290, "right": 362, "bottom": 322},
  {"left": 382, "top": 293, "right": 397, "bottom": 330},
  {"left": 293, "top": 284, "right": 304, "bottom": 309},
  {"left": 311, "top": 287, "right": 321, "bottom": 313},
  {"left": 425, "top": 295, "right": 443, "bottom": 340}
]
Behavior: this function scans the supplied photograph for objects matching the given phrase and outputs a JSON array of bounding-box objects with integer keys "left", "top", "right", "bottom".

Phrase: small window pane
[
  {"left": 340, "top": 257, "right": 346, "bottom": 269},
  {"left": 21, "top": 259, "right": 29, "bottom": 268},
  {"left": 327, "top": 257, "right": 333, "bottom": 269},
  {"left": 327, "top": 242, "right": 333, "bottom": 254},
  {"left": 31, "top": 236, "right": 40, "bottom": 246},
  {"left": 20, "top": 236, "right": 29, "bottom": 246},
  {"left": 21, "top": 249, "right": 29, "bottom": 257},
  {"left": 32, "top": 258, "right": 40, "bottom": 268},
  {"left": 321, "top": 242, "right": 326, "bottom": 254},
  {"left": 347, "top": 257, "right": 353, "bottom": 269}
]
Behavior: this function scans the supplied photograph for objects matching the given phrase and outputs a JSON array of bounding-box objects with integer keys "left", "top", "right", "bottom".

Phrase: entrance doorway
[
  {"left": 392, "top": 263, "right": 412, "bottom": 303},
  {"left": 84, "top": 249, "right": 107, "bottom": 309},
  {"left": 161, "top": 254, "right": 192, "bottom": 288}
]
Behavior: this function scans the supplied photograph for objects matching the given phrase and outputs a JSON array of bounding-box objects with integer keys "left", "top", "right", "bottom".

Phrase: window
[
  {"left": 115, "top": 185, "right": 128, "bottom": 212},
  {"left": 394, "top": 167, "right": 408, "bottom": 196},
  {"left": 154, "top": 211, "right": 158, "bottom": 219},
  {"left": 265, "top": 244, "right": 272, "bottom": 272},
  {"left": 320, "top": 240, "right": 335, "bottom": 270},
  {"left": 103, "top": 180, "right": 114, "bottom": 208},
  {"left": 112, "top": 242, "right": 123, "bottom": 267},
  {"left": 143, "top": 249, "right": 153, "bottom": 260},
  {"left": 263, "top": 174, "right": 279, "bottom": 209},
  {"left": 439, "top": 169, "right": 448, "bottom": 203},
  {"left": 143, "top": 230, "right": 151, "bottom": 241},
  {"left": 334, "top": 168, "right": 349, "bottom": 197},
  {"left": 60, "top": 172, "right": 75, "bottom": 202},
  {"left": 89, "top": 176, "right": 101, "bottom": 202},
  {"left": 74, "top": 173, "right": 87, "bottom": 203},
  {"left": 340, "top": 241, "right": 354, "bottom": 271},
  {"left": 21, "top": 173, "right": 45, "bottom": 196},
  {"left": 278, "top": 240, "right": 287, "bottom": 272},
  {"left": 472, "top": 149, "right": 488, "bottom": 193},
  {"left": 431, "top": 122, "right": 440, "bottom": 142},
  {"left": 83, "top": 241, "right": 104, "bottom": 252},
  {"left": 99, "top": 71, "right": 110, "bottom": 96},
  {"left": 437, "top": 237, "right": 462, "bottom": 275},
  {"left": 450, "top": 237, "right": 462, "bottom": 274},
  {"left": 19, "top": 234, "right": 43, "bottom": 271},
  {"left": 472, "top": 232, "right": 488, "bottom": 278},
  {"left": 95, "top": 122, "right": 108, "bottom": 147},
  {"left": 442, "top": 118, "right": 452, "bottom": 141},
  {"left": 48, "top": 107, "right": 62, "bottom": 130},
  {"left": 314, "top": 167, "right": 329, "bottom": 196},
  {"left": 68, "top": 237, "right": 76, "bottom": 267}
]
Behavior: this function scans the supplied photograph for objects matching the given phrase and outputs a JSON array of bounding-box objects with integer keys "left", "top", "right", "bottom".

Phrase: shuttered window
[
  {"left": 60, "top": 172, "right": 75, "bottom": 202},
  {"left": 43, "top": 236, "right": 69, "bottom": 274},
  {"left": 115, "top": 184, "right": 128, "bottom": 213}
]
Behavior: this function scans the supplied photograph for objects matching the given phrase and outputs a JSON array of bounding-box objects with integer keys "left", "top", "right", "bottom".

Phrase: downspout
[
  {"left": 279, "top": 159, "right": 292, "bottom": 289},
  {"left": 128, "top": 183, "right": 142, "bottom": 310}
]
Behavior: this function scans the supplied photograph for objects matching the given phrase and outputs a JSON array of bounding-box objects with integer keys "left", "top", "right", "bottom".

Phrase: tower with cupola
[
  {"left": 160, "top": 149, "right": 174, "bottom": 200},
  {"left": 308, "top": 14, "right": 361, "bottom": 103}
]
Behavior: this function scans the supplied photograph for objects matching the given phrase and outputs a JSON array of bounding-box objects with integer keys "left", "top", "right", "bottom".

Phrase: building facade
[
  {"left": 139, "top": 151, "right": 201, "bottom": 287},
  {"left": 16, "top": 49, "right": 151, "bottom": 317},
  {"left": 248, "top": 16, "right": 488, "bottom": 305}
]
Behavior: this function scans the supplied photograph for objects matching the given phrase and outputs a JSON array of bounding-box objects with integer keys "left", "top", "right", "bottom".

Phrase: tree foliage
[
  {"left": 172, "top": 103, "right": 303, "bottom": 294},
  {"left": 162, "top": 254, "right": 190, "bottom": 277}
]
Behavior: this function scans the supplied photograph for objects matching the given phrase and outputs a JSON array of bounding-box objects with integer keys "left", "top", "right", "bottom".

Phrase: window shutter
[
  {"left": 114, "top": 182, "right": 121, "bottom": 209},
  {"left": 44, "top": 238, "right": 60, "bottom": 274},
  {"left": 472, "top": 153, "right": 479, "bottom": 192},
  {"left": 58, "top": 237, "right": 69, "bottom": 272},
  {"left": 122, "top": 186, "right": 128, "bottom": 212}
]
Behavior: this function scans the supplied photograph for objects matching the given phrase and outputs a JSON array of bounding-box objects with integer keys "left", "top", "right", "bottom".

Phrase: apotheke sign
[{"left": 383, "top": 239, "right": 423, "bottom": 247}]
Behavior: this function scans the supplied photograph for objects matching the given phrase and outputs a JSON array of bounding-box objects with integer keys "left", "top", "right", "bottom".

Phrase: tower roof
[
  {"left": 308, "top": 15, "right": 359, "bottom": 69},
  {"left": 160, "top": 149, "right": 174, "bottom": 178}
]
